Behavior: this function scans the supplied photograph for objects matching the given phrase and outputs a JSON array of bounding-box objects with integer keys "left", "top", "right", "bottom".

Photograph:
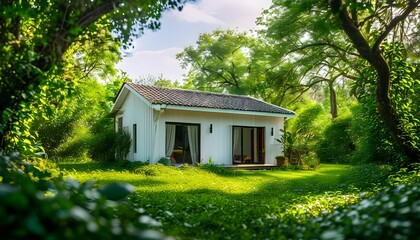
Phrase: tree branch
[
  {"left": 330, "top": 0, "right": 373, "bottom": 61},
  {"left": 286, "top": 42, "right": 360, "bottom": 58},
  {"left": 372, "top": 0, "right": 419, "bottom": 51},
  {"left": 77, "top": 0, "right": 121, "bottom": 29}
]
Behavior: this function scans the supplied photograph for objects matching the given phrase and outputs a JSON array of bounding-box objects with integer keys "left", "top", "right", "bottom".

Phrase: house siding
[
  {"left": 154, "top": 109, "right": 284, "bottom": 165},
  {"left": 116, "top": 92, "right": 155, "bottom": 162}
]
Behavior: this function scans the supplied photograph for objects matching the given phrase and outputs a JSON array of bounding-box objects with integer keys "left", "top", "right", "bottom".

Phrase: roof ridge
[{"left": 129, "top": 82, "right": 264, "bottom": 100}]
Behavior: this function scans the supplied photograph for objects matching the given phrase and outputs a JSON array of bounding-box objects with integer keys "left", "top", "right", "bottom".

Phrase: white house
[{"left": 111, "top": 83, "right": 295, "bottom": 166}]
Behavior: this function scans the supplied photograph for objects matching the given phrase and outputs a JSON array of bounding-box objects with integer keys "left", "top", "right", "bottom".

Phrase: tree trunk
[
  {"left": 329, "top": 81, "right": 338, "bottom": 120},
  {"left": 330, "top": 0, "right": 420, "bottom": 163}
]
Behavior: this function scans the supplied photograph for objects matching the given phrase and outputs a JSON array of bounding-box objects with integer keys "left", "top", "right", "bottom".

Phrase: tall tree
[
  {"left": 259, "top": 1, "right": 359, "bottom": 119},
  {"left": 329, "top": 0, "right": 420, "bottom": 162},
  {"left": 177, "top": 29, "right": 254, "bottom": 95},
  {"left": 34, "top": 27, "right": 123, "bottom": 156},
  {"left": 0, "top": 0, "right": 190, "bottom": 154},
  {"left": 261, "top": 0, "right": 419, "bottom": 162},
  {"left": 177, "top": 29, "right": 301, "bottom": 105}
]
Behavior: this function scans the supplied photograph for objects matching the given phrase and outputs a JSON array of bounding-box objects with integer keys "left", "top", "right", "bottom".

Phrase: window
[
  {"left": 133, "top": 124, "right": 137, "bottom": 153},
  {"left": 165, "top": 123, "right": 200, "bottom": 164},
  {"left": 232, "top": 126, "right": 265, "bottom": 164},
  {"left": 117, "top": 117, "right": 123, "bottom": 133}
]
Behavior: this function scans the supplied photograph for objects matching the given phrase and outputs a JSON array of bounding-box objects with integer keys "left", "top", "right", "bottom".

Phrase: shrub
[
  {"left": 307, "top": 183, "right": 420, "bottom": 240},
  {"left": 158, "top": 157, "right": 173, "bottom": 166},
  {"left": 200, "top": 157, "right": 234, "bottom": 176},
  {"left": 283, "top": 103, "right": 330, "bottom": 165},
  {"left": 88, "top": 129, "right": 131, "bottom": 162},
  {"left": 56, "top": 135, "right": 91, "bottom": 159},
  {"left": 89, "top": 128, "right": 117, "bottom": 162},
  {"left": 302, "top": 152, "right": 320, "bottom": 169},
  {"left": 317, "top": 115, "right": 354, "bottom": 164},
  {"left": 114, "top": 130, "right": 132, "bottom": 160},
  {"left": 349, "top": 102, "right": 406, "bottom": 165},
  {"left": 0, "top": 153, "right": 164, "bottom": 239}
]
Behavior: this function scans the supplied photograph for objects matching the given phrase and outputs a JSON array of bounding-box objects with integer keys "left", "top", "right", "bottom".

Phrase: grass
[{"left": 58, "top": 161, "right": 391, "bottom": 239}]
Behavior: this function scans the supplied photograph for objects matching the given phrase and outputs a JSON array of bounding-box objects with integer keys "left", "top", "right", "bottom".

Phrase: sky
[{"left": 116, "top": 0, "right": 272, "bottom": 82}]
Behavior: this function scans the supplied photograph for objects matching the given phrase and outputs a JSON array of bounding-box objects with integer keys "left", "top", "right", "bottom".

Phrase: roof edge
[{"left": 156, "top": 104, "right": 295, "bottom": 118}]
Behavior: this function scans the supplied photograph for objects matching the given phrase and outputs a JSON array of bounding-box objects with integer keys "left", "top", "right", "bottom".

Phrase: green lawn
[{"left": 58, "top": 162, "right": 390, "bottom": 239}]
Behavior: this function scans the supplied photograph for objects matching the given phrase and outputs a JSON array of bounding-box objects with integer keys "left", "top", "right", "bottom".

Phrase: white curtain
[
  {"left": 187, "top": 125, "right": 198, "bottom": 164},
  {"left": 165, "top": 124, "right": 176, "bottom": 157},
  {"left": 233, "top": 127, "right": 242, "bottom": 155}
]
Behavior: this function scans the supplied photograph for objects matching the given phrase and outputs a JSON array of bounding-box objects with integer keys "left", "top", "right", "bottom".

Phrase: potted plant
[{"left": 276, "top": 155, "right": 286, "bottom": 166}]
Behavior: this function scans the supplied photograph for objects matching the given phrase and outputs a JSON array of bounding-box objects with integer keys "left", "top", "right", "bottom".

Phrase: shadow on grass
[
  {"left": 59, "top": 162, "right": 108, "bottom": 172},
  {"left": 58, "top": 161, "right": 149, "bottom": 173}
]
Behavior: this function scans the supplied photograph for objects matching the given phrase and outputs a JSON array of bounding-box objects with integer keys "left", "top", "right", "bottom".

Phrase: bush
[
  {"left": 317, "top": 115, "right": 354, "bottom": 164},
  {"left": 158, "top": 157, "right": 173, "bottom": 166},
  {"left": 0, "top": 153, "right": 164, "bottom": 239},
  {"left": 89, "top": 128, "right": 117, "bottom": 162},
  {"left": 349, "top": 103, "right": 407, "bottom": 165},
  {"left": 307, "top": 183, "right": 420, "bottom": 240},
  {"left": 89, "top": 129, "right": 131, "bottom": 162},
  {"left": 287, "top": 163, "right": 420, "bottom": 240},
  {"left": 284, "top": 103, "right": 330, "bottom": 165},
  {"left": 55, "top": 135, "right": 91, "bottom": 159},
  {"left": 302, "top": 152, "right": 320, "bottom": 169},
  {"left": 114, "top": 130, "right": 132, "bottom": 160},
  {"left": 200, "top": 157, "right": 235, "bottom": 176}
]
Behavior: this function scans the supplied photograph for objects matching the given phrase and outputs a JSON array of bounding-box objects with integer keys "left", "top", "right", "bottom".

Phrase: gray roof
[{"left": 126, "top": 83, "right": 295, "bottom": 115}]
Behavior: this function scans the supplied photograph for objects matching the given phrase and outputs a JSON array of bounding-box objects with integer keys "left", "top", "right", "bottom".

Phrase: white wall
[
  {"left": 154, "top": 109, "right": 285, "bottom": 165},
  {"left": 116, "top": 92, "right": 155, "bottom": 162}
]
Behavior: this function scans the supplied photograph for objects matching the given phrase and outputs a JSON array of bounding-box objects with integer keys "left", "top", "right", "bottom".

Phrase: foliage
[
  {"left": 282, "top": 103, "right": 329, "bottom": 164},
  {"left": 350, "top": 43, "right": 419, "bottom": 165},
  {"left": 135, "top": 74, "right": 183, "bottom": 88},
  {"left": 0, "top": 0, "right": 190, "bottom": 156},
  {"left": 329, "top": 0, "right": 420, "bottom": 162},
  {"left": 349, "top": 102, "right": 404, "bottom": 164},
  {"left": 258, "top": 0, "right": 355, "bottom": 118},
  {"left": 317, "top": 115, "right": 355, "bottom": 164},
  {"left": 158, "top": 157, "right": 173, "bottom": 166},
  {"left": 302, "top": 152, "right": 320, "bottom": 169},
  {"left": 306, "top": 183, "right": 420, "bottom": 240},
  {"left": 114, "top": 130, "right": 132, "bottom": 161},
  {"left": 35, "top": 73, "right": 126, "bottom": 162},
  {"left": 88, "top": 128, "right": 117, "bottom": 162},
  {"left": 0, "top": 153, "right": 165, "bottom": 239},
  {"left": 177, "top": 29, "right": 301, "bottom": 105},
  {"left": 388, "top": 163, "right": 420, "bottom": 186},
  {"left": 260, "top": 0, "right": 420, "bottom": 162},
  {"left": 177, "top": 29, "right": 256, "bottom": 95},
  {"left": 200, "top": 158, "right": 233, "bottom": 176}
]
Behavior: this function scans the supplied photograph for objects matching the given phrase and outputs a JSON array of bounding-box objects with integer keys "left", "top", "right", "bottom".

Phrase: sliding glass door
[
  {"left": 166, "top": 123, "right": 200, "bottom": 164},
  {"left": 232, "top": 126, "right": 265, "bottom": 164}
]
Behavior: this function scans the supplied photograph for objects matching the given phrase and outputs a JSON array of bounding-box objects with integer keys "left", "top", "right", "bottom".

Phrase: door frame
[
  {"left": 232, "top": 126, "right": 265, "bottom": 165},
  {"left": 166, "top": 122, "right": 201, "bottom": 164}
]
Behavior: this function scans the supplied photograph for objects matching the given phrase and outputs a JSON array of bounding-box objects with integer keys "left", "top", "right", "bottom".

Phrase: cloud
[
  {"left": 168, "top": 0, "right": 271, "bottom": 29},
  {"left": 169, "top": 3, "right": 225, "bottom": 25},
  {"left": 116, "top": 47, "right": 186, "bottom": 81},
  {"left": 117, "top": 0, "right": 273, "bottom": 81}
]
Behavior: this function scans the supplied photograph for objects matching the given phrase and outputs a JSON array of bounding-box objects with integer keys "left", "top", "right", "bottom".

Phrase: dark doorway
[
  {"left": 165, "top": 123, "right": 200, "bottom": 164},
  {"left": 232, "top": 126, "right": 265, "bottom": 164}
]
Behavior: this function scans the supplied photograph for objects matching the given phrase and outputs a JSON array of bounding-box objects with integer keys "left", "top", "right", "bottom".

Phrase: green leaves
[
  {"left": 0, "top": 0, "right": 192, "bottom": 156},
  {"left": 0, "top": 153, "right": 161, "bottom": 239},
  {"left": 98, "top": 182, "right": 135, "bottom": 201}
]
